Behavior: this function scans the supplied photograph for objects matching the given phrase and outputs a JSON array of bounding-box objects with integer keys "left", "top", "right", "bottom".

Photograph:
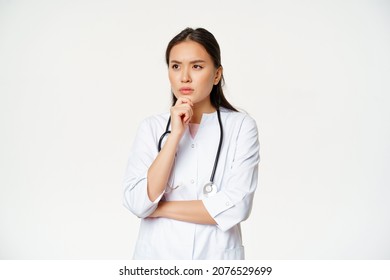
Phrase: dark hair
[{"left": 165, "top": 27, "right": 238, "bottom": 112}]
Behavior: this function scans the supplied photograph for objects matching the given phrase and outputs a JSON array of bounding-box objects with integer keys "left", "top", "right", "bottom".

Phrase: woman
[{"left": 123, "top": 27, "right": 260, "bottom": 259}]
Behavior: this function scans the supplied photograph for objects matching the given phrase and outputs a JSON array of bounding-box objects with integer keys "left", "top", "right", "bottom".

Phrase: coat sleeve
[
  {"left": 122, "top": 118, "right": 164, "bottom": 218},
  {"left": 202, "top": 115, "right": 260, "bottom": 232}
]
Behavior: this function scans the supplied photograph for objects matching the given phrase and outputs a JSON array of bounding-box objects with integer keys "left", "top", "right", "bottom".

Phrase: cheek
[
  {"left": 203, "top": 74, "right": 216, "bottom": 91},
  {"left": 198, "top": 71, "right": 215, "bottom": 87},
  {"left": 168, "top": 72, "right": 176, "bottom": 85}
]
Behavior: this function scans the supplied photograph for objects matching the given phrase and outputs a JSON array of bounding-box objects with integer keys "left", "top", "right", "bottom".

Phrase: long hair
[{"left": 165, "top": 27, "right": 238, "bottom": 112}]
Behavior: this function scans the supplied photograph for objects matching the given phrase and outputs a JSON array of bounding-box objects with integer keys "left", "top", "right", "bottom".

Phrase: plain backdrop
[{"left": 0, "top": 0, "right": 389, "bottom": 259}]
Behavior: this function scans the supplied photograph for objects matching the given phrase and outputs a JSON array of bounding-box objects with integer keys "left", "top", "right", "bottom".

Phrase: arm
[
  {"left": 149, "top": 200, "right": 216, "bottom": 225},
  {"left": 123, "top": 117, "right": 162, "bottom": 218},
  {"left": 202, "top": 116, "right": 260, "bottom": 231},
  {"left": 123, "top": 98, "right": 193, "bottom": 218},
  {"left": 148, "top": 115, "right": 260, "bottom": 231},
  {"left": 146, "top": 133, "right": 181, "bottom": 201},
  {"left": 146, "top": 98, "right": 193, "bottom": 201}
]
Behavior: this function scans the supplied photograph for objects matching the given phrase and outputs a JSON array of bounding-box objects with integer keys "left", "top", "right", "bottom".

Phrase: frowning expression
[{"left": 168, "top": 40, "right": 222, "bottom": 108}]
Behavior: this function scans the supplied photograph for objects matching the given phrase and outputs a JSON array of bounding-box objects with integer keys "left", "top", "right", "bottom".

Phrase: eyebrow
[{"left": 170, "top": 59, "right": 206, "bottom": 64}]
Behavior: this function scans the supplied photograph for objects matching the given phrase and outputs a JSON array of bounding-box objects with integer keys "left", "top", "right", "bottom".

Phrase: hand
[{"left": 169, "top": 97, "right": 193, "bottom": 138}]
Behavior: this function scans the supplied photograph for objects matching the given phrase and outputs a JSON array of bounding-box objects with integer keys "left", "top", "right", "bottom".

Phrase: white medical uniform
[{"left": 123, "top": 107, "right": 260, "bottom": 259}]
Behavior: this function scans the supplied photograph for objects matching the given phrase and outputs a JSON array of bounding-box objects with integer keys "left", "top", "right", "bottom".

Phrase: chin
[{"left": 178, "top": 94, "right": 194, "bottom": 102}]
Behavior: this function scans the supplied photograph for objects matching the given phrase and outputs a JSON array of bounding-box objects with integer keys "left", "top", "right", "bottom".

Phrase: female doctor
[{"left": 123, "top": 27, "right": 260, "bottom": 260}]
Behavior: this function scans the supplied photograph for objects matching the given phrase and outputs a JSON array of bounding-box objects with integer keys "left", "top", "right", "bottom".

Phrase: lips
[{"left": 179, "top": 87, "right": 194, "bottom": 94}]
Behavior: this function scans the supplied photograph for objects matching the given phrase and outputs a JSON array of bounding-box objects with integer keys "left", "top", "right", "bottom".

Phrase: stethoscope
[{"left": 158, "top": 109, "right": 223, "bottom": 197}]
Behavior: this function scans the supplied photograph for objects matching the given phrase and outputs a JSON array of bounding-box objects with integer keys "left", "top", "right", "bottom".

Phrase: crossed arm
[
  {"left": 124, "top": 112, "right": 259, "bottom": 230},
  {"left": 148, "top": 200, "right": 216, "bottom": 225},
  {"left": 145, "top": 97, "right": 218, "bottom": 226},
  {"left": 146, "top": 125, "right": 216, "bottom": 225}
]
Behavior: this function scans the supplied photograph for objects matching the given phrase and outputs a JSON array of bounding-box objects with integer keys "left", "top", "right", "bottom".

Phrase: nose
[{"left": 180, "top": 67, "right": 191, "bottom": 83}]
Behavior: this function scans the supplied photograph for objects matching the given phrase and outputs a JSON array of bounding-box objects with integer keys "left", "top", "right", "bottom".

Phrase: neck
[{"left": 190, "top": 99, "right": 216, "bottom": 124}]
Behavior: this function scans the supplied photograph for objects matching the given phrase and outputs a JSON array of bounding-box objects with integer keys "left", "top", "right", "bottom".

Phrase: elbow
[
  {"left": 123, "top": 193, "right": 157, "bottom": 219},
  {"left": 123, "top": 181, "right": 158, "bottom": 218},
  {"left": 240, "top": 207, "right": 252, "bottom": 223},
  {"left": 215, "top": 196, "right": 254, "bottom": 232},
  {"left": 240, "top": 194, "right": 254, "bottom": 222},
  {"left": 123, "top": 200, "right": 150, "bottom": 218},
  {"left": 217, "top": 208, "right": 252, "bottom": 232}
]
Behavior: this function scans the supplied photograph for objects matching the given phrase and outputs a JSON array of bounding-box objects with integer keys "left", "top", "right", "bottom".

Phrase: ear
[{"left": 213, "top": 66, "right": 223, "bottom": 85}]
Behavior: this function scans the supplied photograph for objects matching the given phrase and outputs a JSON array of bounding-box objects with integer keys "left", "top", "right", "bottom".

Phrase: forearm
[
  {"left": 147, "top": 133, "right": 181, "bottom": 201},
  {"left": 150, "top": 200, "right": 216, "bottom": 225}
]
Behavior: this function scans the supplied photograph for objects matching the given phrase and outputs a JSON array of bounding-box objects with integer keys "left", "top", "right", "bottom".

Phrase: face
[{"left": 168, "top": 40, "right": 222, "bottom": 109}]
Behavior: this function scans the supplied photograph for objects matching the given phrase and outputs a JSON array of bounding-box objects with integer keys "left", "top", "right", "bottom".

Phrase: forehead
[{"left": 169, "top": 40, "right": 212, "bottom": 62}]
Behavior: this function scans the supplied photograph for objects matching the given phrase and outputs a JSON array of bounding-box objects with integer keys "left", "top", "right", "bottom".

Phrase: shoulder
[
  {"left": 134, "top": 112, "right": 170, "bottom": 140},
  {"left": 220, "top": 108, "right": 259, "bottom": 152},
  {"left": 138, "top": 112, "right": 170, "bottom": 129},
  {"left": 220, "top": 107, "right": 258, "bottom": 131}
]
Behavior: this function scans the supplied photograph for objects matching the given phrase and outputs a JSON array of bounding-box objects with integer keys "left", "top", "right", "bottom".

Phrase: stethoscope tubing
[
  {"left": 157, "top": 109, "right": 223, "bottom": 185},
  {"left": 209, "top": 109, "right": 223, "bottom": 183},
  {"left": 158, "top": 117, "right": 171, "bottom": 152}
]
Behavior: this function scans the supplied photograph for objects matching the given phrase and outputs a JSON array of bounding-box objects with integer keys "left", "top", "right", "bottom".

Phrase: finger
[
  {"left": 174, "top": 104, "right": 193, "bottom": 115},
  {"left": 172, "top": 104, "right": 193, "bottom": 118},
  {"left": 175, "top": 97, "right": 193, "bottom": 107},
  {"left": 172, "top": 107, "right": 192, "bottom": 124},
  {"left": 179, "top": 109, "right": 192, "bottom": 123},
  {"left": 183, "top": 109, "right": 193, "bottom": 124},
  {"left": 171, "top": 104, "right": 192, "bottom": 114}
]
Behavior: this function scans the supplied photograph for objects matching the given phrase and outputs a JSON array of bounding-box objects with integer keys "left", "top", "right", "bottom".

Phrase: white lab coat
[{"left": 123, "top": 107, "right": 260, "bottom": 259}]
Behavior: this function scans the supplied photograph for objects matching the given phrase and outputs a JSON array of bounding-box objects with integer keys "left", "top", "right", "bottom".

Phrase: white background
[{"left": 0, "top": 0, "right": 389, "bottom": 259}]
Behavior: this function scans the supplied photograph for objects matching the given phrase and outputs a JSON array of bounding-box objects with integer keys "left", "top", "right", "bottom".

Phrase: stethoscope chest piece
[
  {"left": 159, "top": 108, "right": 223, "bottom": 198},
  {"left": 203, "top": 182, "right": 217, "bottom": 197}
]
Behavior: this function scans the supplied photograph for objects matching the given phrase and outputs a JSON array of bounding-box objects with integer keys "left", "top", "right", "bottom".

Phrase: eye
[
  {"left": 171, "top": 64, "right": 180, "bottom": 70},
  {"left": 193, "top": 65, "right": 203, "bottom": 70}
]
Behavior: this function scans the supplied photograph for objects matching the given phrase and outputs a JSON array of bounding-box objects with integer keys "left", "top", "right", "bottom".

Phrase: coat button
[
  {"left": 190, "top": 179, "right": 194, "bottom": 184},
  {"left": 191, "top": 144, "right": 195, "bottom": 148},
  {"left": 226, "top": 202, "right": 230, "bottom": 206}
]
